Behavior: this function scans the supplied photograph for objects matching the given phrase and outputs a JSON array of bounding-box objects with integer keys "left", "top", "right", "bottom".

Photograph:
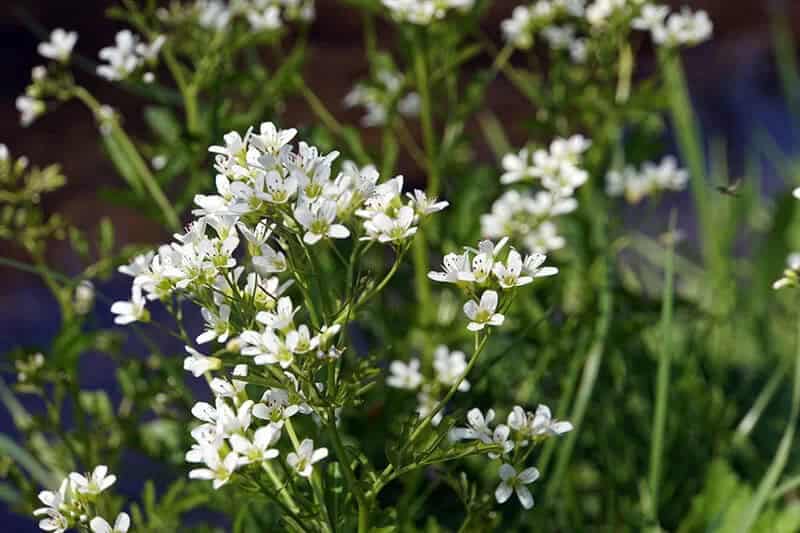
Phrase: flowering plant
[{"left": 6, "top": 1, "right": 800, "bottom": 532}]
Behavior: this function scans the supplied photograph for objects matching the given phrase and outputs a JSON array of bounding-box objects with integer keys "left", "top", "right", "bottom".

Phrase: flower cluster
[
  {"left": 108, "top": 122, "right": 448, "bottom": 495},
  {"left": 97, "top": 30, "right": 165, "bottom": 82},
  {"left": 111, "top": 121, "right": 445, "bottom": 324},
  {"left": 382, "top": 0, "right": 475, "bottom": 25},
  {"left": 32, "top": 466, "right": 128, "bottom": 533},
  {"left": 186, "top": 368, "right": 328, "bottom": 488},
  {"left": 502, "top": 0, "right": 711, "bottom": 55},
  {"left": 605, "top": 155, "right": 689, "bottom": 204},
  {"left": 633, "top": 4, "right": 713, "bottom": 47},
  {"left": 37, "top": 28, "right": 78, "bottom": 63},
  {"left": 428, "top": 237, "right": 558, "bottom": 331},
  {"left": 482, "top": 135, "right": 590, "bottom": 255},
  {"left": 450, "top": 404, "right": 572, "bottom": 509},
  {"left": 344, "top": 67, "right": 420, "bottom": 127},
  {"left": 501, "top": 0, "right": 587, "bottom": 57},
  {"left": 387, "top": 345, "right": 471, "bottom": 425},
  {"left": 184, "top": 0, "right": 315, "bottom": 30},
  {"left": 16, "top": 27, "right": 78, "bottom": 126}
]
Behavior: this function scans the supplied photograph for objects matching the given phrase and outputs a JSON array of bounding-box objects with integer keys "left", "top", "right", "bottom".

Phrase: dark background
[{"left": 2, "top": 0, "right": 800, "bottom": 530}]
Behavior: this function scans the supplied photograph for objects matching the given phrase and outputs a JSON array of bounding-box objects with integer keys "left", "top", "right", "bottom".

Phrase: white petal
[
  {"left": 495, "top": 481, "right": 513, "bottom": 503},
  {"left": 498, "top": 463, "right": 516, "bottom": 481},
  {"left": 517, "top": 467, "right": 540, "bottom": 484},
  {"left": 516, "top": 484, "right": 534, "bottom": 509}
]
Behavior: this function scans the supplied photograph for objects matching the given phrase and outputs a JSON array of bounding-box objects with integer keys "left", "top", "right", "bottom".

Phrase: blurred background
[{"left": 2, "top": 0, "right": 800, "bottom": 529}]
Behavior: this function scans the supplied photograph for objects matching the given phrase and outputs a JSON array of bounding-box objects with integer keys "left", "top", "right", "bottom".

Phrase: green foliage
[{"left": 5, "top": 1, "right": 800, "bottom": 532}]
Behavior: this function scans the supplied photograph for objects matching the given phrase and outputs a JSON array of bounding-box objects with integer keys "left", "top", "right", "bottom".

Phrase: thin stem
[
  {"left": 648, "top": 210, "right": 677, "bottom": 523},
  {"left": 326, "top": 418, "right": 370, "bottom": 532},
  {"left": 260, "top": 464, "right": 295, "bottom": 512},
  {"left": 413, "top": 33, "right": 439, "bottom": 197},
  {"left": 295, "top": 77, "right": 371, "bottom": 165},
  {"left": 72, "top": 86, "right": 180, "bottom": 230},
  {"left": 405, "top": 333, "right": 488, "bottom": 450}
]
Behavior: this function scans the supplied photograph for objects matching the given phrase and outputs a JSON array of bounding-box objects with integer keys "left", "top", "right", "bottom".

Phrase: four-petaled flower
[
  {"left": 287, "top": 439, "right": 328, "bottom": 478},
  {"left": 463, "top": 290, "right": 504, "bottom": 331},
  {"left": 69, "top": 465, "right": 117, "bottom": 496},
  {"left": 495, "top": 464, "right": 539, "bottom": 509}
]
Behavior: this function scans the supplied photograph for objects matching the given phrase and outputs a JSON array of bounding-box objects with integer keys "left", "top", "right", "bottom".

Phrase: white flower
[
  {"left": 522, "top": 252, "right": 559, "bottom": 279},
  {"left": 36, "top": 509, "right": 68, "bottom": 533},
  {"left": 363, "top": 205, "right": 417, "bottom": 243},
  {"left": 632, "top": 4, "right": 669, "bottom": 31},
  {"left": 428, "top": 251, "right": 475, "bottom": 283},
  {"left": 493, "top": 249, "right": 534, "bottom": 288},
  {"left": 501, "top": 6, "right": 534, "bottom": 49},
  {"left": 531, "top": 404, "right": 574, "bottom": 436},
  {"left": 69, "top": 465, "right": 117, "bottom": 495},
  {"left": 256, "top": 296, "right": 297, "bottom": 331},
  {"left": 119, "top": 251, "right": 155, "bottom": 277},
  {"left": 495, "top": 464, "right": 539, "bottom": 509},
  {"left": 97, "top": 30, "right": 141, "bottom": 81},
  {"left": 253, "top": 243, "right": 287, "bottom": 274},
  {"left": 191, "top": 397, "right": 253, "bottom": 435},
  {"left": 463, "top": 290, "right": 504, "bottom": 331},
  {"left": 287, "top": 438, "right": 328, "bottom": 478},
  {"left": 189, "top": 449, "right": 239, "bottom": 489},
  {"left": 252, "top": 387, "right": 310, "bottom": 426},
  {"left": 248, "top": 6, "right": 282, "bottom": 30},
  {"left": 523, "top": 221, "right": 565, "bottom": 254},
  {"left": 16, "top": 95, "right": 45, "bottom": 126},
  {"left": 90, "top": 512, "right": 130, "bottom": 533},
  {"left": 183, "top": 346, "right": 222, "bottom": 377},
  {"left": 433, "top": 346, "right": 470, "bottom": 391},
  {"left": 295, "top": 200, "right": 350, "bottom": 244},
  {"left": 251, "top": 122, "right": 297, "bottom": 154},
  {"left": 230, "top": 425, "right": 281, "bottom": 465},
  {"left": 38, "top": 28, "right": 78, "bottom": 62},
  {"left": 135, "top": 35, "right": 166, "bottom": 61},
  {"left": 387, "top": 358, "right": 423, "bottom": 390},
  {"left": 773, "top": 252, "right": 800, "bottom": 290},
  {"left": 34, "top": 479, "right": 69, "bottom": 532},
  {"left": 500, "top": 148, "right": 534, "bottom": 184},
  {"left": 286, "top": 324, "right": 319, "bottom": 354},
  {"left": 653, "top": 8, "right": 713, "bottom": 47},
  {"left": 407, "top": 189, "right": 449, "bottom": 216},
  {"left": 416, "top": 387, "right": 443, "bottom": 426},
  {"left": 793, "top": 187, "right": 800, "bottom": 200},
  {"left": 209, "top": 129, "right": 248, "bottom": 160},
  {"left": 450, "top": 407, "right": 495, "bottom": 443},
  {"left": 197, "top": 304, "right": 231, "bottom": 344},
  {"left": 111, "top": 284, "right": 149, "bottom": 325},
  {"left": 488, "top": 424, "right": 514, "bottom": 459}
]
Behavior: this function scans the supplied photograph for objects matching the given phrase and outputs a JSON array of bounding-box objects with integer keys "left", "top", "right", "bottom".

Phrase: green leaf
[{"left": 0, "top": 433, "right": 58, "bottom": 488}]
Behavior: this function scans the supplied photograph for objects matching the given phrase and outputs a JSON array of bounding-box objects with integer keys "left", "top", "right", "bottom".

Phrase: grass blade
[
  {"left": 734, "top": 303, "right": 800, "bottom": 532},
  {"left": 648, "top": 210, "right": 678, "bottom": 523}
]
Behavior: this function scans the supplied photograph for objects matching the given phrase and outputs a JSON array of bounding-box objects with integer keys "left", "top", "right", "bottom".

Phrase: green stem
[
  {"left": 412, "top": 234, "right": 433, "bottom": 327},
  {"left": 372, "top": 335, "right": 490, "bottom": 494},
  {"left": 658, "top": 50, "right": 712, "bottom": 270},
  {"left": 412, "top": 32, "right": 439, "bottom": 197},
  {"left": 162, "top": 46, "right": 200, "bottom": 135},
  {"left": 648, "top": 210, "right": 677, "bottom": 523},
  {"left": 72, "top": 86, "right": 180, "bottom": 230},
  {"left": 326, "top": 418, "right": 369, "bottom": 532},
  {"left": 405, "top": 333, "right": 488, "bottom": 451},
  {"left": 295, "top": 77, "right": 371, "bottom": 165}
]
